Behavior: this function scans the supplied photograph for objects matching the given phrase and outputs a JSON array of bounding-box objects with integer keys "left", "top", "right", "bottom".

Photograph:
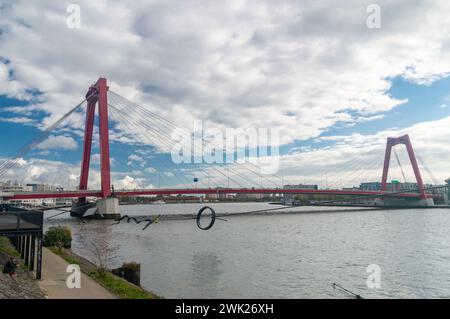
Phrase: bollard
[{"left": 112, "top": 262, "right": 141, "bottom": 287}]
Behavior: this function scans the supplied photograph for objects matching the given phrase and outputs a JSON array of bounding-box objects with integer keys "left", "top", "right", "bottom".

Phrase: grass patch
[
  {"left": 0, "top": 236, "right": 20, "bottom": 258},
  {"left": 89, "top": 270, "right": 159, "bottom": 299},
  {"left": 48, "top": 247, "right": 160, "bottom": 299}
]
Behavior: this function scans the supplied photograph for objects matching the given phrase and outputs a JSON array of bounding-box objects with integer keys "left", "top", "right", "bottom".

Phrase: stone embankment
[{"left": 0, "top": 239, "right": 45, "bottom": 299}]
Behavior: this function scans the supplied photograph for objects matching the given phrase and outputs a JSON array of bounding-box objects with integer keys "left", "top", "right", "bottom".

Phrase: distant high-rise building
[
  {"left": 359, "top": 182, "right": 381, "bottom": 191},
  {"left": 0, "top": 181, "right": 32, "bottom": 192},
  {"left": 26, "top": 183, "right": 59, "bottom": 192}
]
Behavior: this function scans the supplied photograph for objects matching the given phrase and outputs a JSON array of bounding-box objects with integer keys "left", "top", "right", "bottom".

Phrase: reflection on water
[
  {"left": 44, "top": 203, "right": 450, "bottom": 298},
  {"left": 191, "top": 252, "right": 222, "bottom": 298}
]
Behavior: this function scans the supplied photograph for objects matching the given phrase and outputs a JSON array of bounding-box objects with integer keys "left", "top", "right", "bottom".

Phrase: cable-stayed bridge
[{"left": 0, "top": 78, "right": 447, "bottom": 217}]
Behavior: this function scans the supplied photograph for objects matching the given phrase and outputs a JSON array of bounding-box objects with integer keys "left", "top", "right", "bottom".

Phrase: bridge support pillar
[
  {"left": 70, "top": 201, "right": 95, "bottom": 218},
  {"left": 95, "top": 197, "right": 120, "bottom": 219},
  {"left": 375, "top": 197, "right": 434, "bottom": 207},
  {"left": 70, "top": 197, "right": 120, "bottom": 219}
]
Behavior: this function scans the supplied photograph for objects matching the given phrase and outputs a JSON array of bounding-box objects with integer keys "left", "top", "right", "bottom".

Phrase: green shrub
[{"left": 43, "top": 226, "right": 72, "bottom": 249}]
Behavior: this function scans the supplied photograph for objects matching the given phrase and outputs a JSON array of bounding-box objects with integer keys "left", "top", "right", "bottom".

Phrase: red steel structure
[
  {"left": 79, "top": 78, "right": 112, "bottom": 201},
  {"left": 1, "top": 77, "right": 437, "bottom": 202},
  {"left": 8, "top": 188, "right": 440, "bottom": 200},
  {"left": 380, "top": 135, "right": 426, "bottom": 199}
]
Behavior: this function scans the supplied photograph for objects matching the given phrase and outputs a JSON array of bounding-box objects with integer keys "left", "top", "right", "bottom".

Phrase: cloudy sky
[{"left": 1, "top": 0, "right": 450, "bottom": 190}]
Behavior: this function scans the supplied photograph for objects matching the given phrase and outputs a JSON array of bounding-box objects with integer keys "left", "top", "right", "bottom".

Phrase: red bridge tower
[{"left": 380, "top": 134, "right": 427, "bottom": 199}]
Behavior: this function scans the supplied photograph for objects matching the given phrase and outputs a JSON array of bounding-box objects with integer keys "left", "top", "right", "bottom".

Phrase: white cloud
[
  {"left": 2, "top": 0, "right": 450, "bottom": 190},
  {"left": 4, "top": 112, "right": 450, "bottom": 190},
  {"left": 91, "top": 153, "right": 101, "bottom": 164},
  {"left": 275, "top": 116, "right": 450, "bottom": 187},
  {"left": 178, "top": 115, "right": 450, "bottom": 189},
  {"left": 0, "top": 117, "right": 35, "bottom": 124},
  {"left": 17, "top": 158, "right": 27, "bottom": 166},
  {"left": 145, "top": 167, "right": 156, "bottom": 173},
  {"left": 0, "top": 158, "right": 84, "bottom": 188},
  {"left": 36, "top": 150, "right": 51, "bottom": 156},
  {"left": 355, "top": 114, "right": 385, "bottom": 123},
  {"left": 90, "top": 153, "right": 116, "bottom": 166},
  {"left": 36, "top": 135, "right": 78, "bottom": 150},
  {"left": 28, "top": 165, "right": 48, "bottom": 179},
  {"left": 0, "top": 0, "right": 449, "bottom": 146},
  {"left": 115, "top": 175, "right": 144, "bottom": 189},
  {"left": 127, "top": 153, "right": 146, "bottom": 166}
]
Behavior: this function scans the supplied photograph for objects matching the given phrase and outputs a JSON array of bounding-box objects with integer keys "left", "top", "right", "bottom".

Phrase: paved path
[{"left": 38, "top": 248, "right": 115, "bottom": 299}]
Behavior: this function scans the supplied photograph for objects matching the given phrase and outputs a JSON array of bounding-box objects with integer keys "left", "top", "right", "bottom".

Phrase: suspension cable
[
  {"left": 393, "top": 148, "right": 407, "bottom": 184},
  {"left": 108, "top": 103, "right": 247, "bottom": 188},
  {"left": 108, "top": 91, "right": 282, "bottom": 188},
  {"left": 0, "top": 98, "right": 89, "bottom": 178}
]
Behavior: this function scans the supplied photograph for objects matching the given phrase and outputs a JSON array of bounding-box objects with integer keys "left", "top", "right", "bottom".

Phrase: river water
[{"left": 44, "top": 203, "right": 450, "bottom": 298}]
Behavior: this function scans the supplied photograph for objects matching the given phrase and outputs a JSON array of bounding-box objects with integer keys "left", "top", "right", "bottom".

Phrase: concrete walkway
[{"left": 38, "top": 248, "right": 115, "bottom": 299}]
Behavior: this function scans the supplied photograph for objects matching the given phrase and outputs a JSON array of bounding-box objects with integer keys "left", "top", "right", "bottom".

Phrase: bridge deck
[{"left": 4, "top": 188, "right": 438, "bottom": 200}]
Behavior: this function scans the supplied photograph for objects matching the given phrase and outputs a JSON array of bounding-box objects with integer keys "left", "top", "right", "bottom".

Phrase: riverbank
[
  {"left": 39, "top": 248, "right": 115, "bottom": 299},
  {"left": 0, "top": 236, "right": 45, "bottom": 299},
  {"left": 47, "top": 247, "right": 161, "bottom": 299}
]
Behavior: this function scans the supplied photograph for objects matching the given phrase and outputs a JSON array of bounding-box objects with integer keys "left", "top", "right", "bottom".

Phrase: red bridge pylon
[
  {"left": 380, "top": 134, "right": 427, "bottom": 199},
  {"left": 79, "top": 77, "right": 112, "bottom": 201}
]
